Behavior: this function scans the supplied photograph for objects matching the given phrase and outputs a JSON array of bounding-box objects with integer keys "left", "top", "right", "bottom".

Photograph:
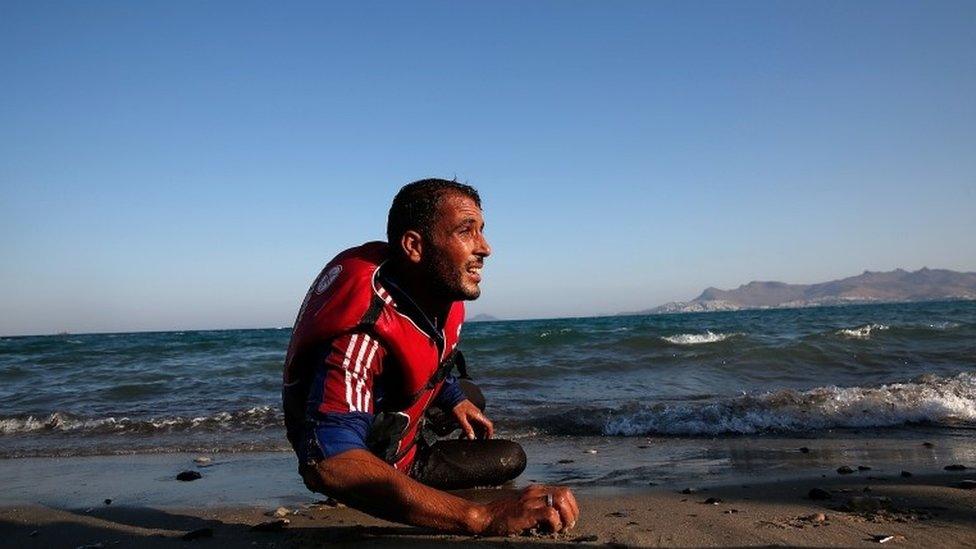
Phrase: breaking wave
[
  {"left": 836, "top": 323, "right": 890, "bottom": 339},
  {"left": 661, "top": 331, "right": 736, "bottom": 345},
  {"left": 508, "top": 371, "right": 976, "bottom": 437},
  {"left": 0, "top": 406, "right": 282, "bottom": 436}
]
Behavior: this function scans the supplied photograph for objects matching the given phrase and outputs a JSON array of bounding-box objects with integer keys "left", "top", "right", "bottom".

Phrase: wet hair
[{"left": 387, "top": 178, "right": 481, "bottom": 253}]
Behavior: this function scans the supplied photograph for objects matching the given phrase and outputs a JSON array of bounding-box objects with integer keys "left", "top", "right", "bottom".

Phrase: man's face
[{"left": 421, "top": 192, "right": 491, "bottom": 301}]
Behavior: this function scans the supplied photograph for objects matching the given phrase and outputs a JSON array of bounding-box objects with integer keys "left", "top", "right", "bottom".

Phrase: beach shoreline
[{"left": 2, "top": 445, "right": 975, "bottom": 547}]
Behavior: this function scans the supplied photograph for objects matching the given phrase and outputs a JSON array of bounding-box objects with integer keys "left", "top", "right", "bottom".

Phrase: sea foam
[
  {"left": 661, "top": 331, "right": 735, "bottom": 345},
  {"left": 836, "top": 323, "right": 889, "bottom": 339},
  {"left": 603, "top": 371, "right": 976, "bottom": 436}
]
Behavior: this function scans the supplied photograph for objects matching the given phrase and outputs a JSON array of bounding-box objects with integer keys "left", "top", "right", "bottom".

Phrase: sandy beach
[{"left": 2, "top": 450, "right": 975, "bottom": 548}]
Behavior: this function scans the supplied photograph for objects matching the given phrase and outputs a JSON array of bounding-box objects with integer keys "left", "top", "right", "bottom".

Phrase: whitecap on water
[
  {"left": 836, "top": 323, "right": 889, "bottom": 339},
  {"left": 661, "top": 331, "right": 735, "bottom": 345}
]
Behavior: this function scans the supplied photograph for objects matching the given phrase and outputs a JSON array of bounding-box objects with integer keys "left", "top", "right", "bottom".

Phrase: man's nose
[{"left": 476, "top": 233, "right": 491, "bottom": 258}]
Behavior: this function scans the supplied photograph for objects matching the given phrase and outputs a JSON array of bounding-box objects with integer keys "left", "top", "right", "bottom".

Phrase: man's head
[{"left": 387, "top": 178, "right": 491, "bottom": 301}]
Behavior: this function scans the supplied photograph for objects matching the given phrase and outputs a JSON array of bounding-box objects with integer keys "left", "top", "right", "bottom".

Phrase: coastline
[{"left": 2, "top": 440, "right": 975, "bottom": 548}]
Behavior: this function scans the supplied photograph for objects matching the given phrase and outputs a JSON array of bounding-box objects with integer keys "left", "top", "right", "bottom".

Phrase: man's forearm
[{"left": 312, "top": 448, "right": 487, "bottom": 534}]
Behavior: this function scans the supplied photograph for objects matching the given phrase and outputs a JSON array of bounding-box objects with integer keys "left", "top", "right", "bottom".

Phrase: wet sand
[{"left": 1, "top": 452, "right": 975, "bottom": 547}]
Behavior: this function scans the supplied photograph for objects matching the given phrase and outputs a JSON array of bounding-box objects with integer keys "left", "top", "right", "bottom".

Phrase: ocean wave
[
  {"left": 836, "top": 323, "right": 889, "bottom": 339},
  {"left": 661, "top": 331, "right": 736, "bottom": 345},
  {"left": 0, "top": 406, "right": 282, "bottom": 436},
  {"left": 502, "top": 371, "right": 976, "bottom": 437}
]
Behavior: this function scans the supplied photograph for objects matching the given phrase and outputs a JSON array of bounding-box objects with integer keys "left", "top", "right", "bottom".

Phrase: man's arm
[{"left": 311, "top": 448, "right": 578, "bottom": 535}]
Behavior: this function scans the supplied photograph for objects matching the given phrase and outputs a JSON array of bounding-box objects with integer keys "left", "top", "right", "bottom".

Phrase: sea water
[{"left": 1, "top": 300, "right": 974, "bottom": 483}]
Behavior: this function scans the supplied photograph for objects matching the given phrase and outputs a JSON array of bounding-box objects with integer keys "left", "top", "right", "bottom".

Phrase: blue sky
[{"left": 2, "top": 1, "right": 974, "bottom": 335}]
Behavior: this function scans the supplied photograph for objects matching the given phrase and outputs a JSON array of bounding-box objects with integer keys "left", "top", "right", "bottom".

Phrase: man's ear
[{"left": 400, "top": 230, "right": 424, "bottom": 264}]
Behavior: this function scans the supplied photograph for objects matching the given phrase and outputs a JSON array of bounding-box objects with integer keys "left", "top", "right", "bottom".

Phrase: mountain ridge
[{"left": 624, "top": 268, "right": 976, "bottom": 315}]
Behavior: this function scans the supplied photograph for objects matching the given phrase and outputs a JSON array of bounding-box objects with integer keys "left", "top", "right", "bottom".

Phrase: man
[{"left": 282, "top": 179, "right": 579, "bottom": 535}]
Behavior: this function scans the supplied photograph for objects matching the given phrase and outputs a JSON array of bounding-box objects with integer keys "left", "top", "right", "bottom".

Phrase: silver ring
[{"left": 545, "top": 494, "right": 554, "bottom": 507}]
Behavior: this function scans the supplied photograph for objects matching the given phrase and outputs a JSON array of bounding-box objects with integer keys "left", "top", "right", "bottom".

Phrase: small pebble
[
  {"left": 799, "top": 447, "right": 810, "bottom": 454},
  {"left": 922, "top": 442, "right": 935, "bottom": 448},
  {"left": 193, "top": 456, "right": 212, "bottom": 465},
  {"left": 803, "top": 512, "right": 827, "bottom": 523},
  {"left": 584, "top": 449, "right": 598, "bottom": 454},
  {"left": 837, "top": 466, "right": 855, "bottom": 475},
  {"left": 680, "top": 488, "right": 697, "bottom": 494},
  {"left": 901, "top": 471, "right": 913, "bottom": 478},
  {"left": 944, "top": 464, "right": 967, "bottom": 471},
  {"left": 176, "top": 470, "right": 202, "bottom": 481},
  {"left": 181, "top": 528, "right": 214, "bottom": 541},
  {"left": 724, "top": 509, "right": 739, "bottom": 514},
  {"left": 703, "top": 497, "right": 722, "bottom": 505},
  {"left": 858, "top": 465, "right": 872, "bottom": 471},
  {"left": 104, "top": 499, "right": 112, "bottom": 505},
  {"left": 557, "top": 459, "right": 575, "bottom": 464}
]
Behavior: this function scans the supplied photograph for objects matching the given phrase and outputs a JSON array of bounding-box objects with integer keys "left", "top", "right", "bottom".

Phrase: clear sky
[{"left": 2, "top": 1, "right": 975, "bottom": 336}]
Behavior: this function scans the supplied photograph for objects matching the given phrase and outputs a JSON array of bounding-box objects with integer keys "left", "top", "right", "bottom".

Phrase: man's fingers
[
  {"left": 473, "top": 411, "right": 494, "bottom": 439},
  {"left": 553, "top": 493, "right": 578, "bottom": 529},
  {"left": 538, "top": 505, "right": 563, "bottom": 533},
  {"left": 557, "top": 488, "right": 580, "bottom": 527},
  {"left": 457, "top": 415, "right": 475, "bottom": 440}
]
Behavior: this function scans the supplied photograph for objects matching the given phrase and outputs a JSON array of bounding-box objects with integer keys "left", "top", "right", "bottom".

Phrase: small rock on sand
[
  {"left": 103, "top": 498, "right": 112, "bottom": 505},
  {"left": 265, "top": 506, "right": 290, "bottom": 518},
  {"left": 703, "top": 497, "right": 722, "bottom": 505},
  {"left": 858, "top": 465, "right": 872, "bottom": 471},
  {"left": 808, "top": 488, "right": 832, "bottom": 500},
  {"left": 251, "top": 519, "right": 289, "bottom": 532},
  {"left": 802, "top": 513, "right": 827, "bottom": 523},
  {"left": 922, "top": 442, "right": 935, "bottom": 448},
  {"left": 799, "top": 447, "right": 810, "bottom": 453},
  {"left": 900, "top": 471, "right": 913, "bottom": 478},
  {"left": 837, "top": 466, "right": 855, "bottom": 475},
  {"left": 944, "top": 464, "right": 967, "bottom": 471},
  {"left": 181, "top": 528, "right": 214, "bottom": 541},
  {"left": 955, "top": 480, "right": 976, "bottom": 490},
  {"left": 176, "top": 470, "right": 202, "bottom": 481},
  {"left": 680, "top": 488, "right": 697, "bottom": 494},
  {"left": 193, "top": 456, "right": 212, "bottom": 465}
]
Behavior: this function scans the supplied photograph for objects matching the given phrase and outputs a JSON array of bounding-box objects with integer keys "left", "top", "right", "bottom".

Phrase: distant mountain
[
  {"left": 624, "top": 268, "right": 976, "bottom": 315},
  {"left": 468, "top": 313, "right": 501, "bottom": 322}
]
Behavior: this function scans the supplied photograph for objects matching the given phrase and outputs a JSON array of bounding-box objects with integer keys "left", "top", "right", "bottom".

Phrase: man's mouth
[{"left": 466, "top": 264, "right": 483, "bottom": 282}]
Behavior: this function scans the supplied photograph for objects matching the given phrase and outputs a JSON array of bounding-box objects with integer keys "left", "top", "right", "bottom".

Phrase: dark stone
[
  {"left": 799, "top": 447, "right": 810, "bottom": 453},
  {"left": 182, "top": 528, "right": 214, "bottom": 541},
  {"left": 945, "top": 464, "right": 967, "bottom": 471},
  {"left": 637, "top": 445, "right": 649, "bottom": 449},
  {"left": 857, "top": 465, "right": 871, "bottom": 471},
  {"left": 680, "top": 488, "right": 697, "bottom": 494},
  {"left": 901, "top": 471, "right": 913, "bottom": 478},
  {"left": 557, "top": 459, "right": 575, "bottom": 464},
  {"left": 837, "top": 466, "right": 855, "bottom": 474},
  {"left": 922, "top": 442, "right": 935, "bottom": 448},
  {"left": 703, "top": 497, "right": 722, "bottom": 505},
  {"left": 808, "top": 488, "right": 832, "bottom": 500},
  {"left": 955, "top": 480, "right": 976, "bottom": 490},
  {"left": 103, "top": 499, "right": 112, "bottom": 505},
  {"left": 176, "top": 470, "right": 202, "bottom": 481},
  {"left": 251, "top": 519, "right": 289, "bottom": 532}
]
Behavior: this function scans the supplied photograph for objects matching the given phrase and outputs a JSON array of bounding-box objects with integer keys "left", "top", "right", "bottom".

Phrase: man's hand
[
  {"left": 478, "top": 484, "right": 579, "bottom": 536},
  {"left": 452, "top": 399, "right": 494, "bottom": 440}
]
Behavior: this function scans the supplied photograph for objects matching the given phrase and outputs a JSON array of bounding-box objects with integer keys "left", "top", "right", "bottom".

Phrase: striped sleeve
[{"left": 314, "top": 331, "right": 385, "bottom": 415}]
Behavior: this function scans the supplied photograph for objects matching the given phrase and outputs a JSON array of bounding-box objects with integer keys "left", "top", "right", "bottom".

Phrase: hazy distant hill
[
  {"left": 625, "top": 268, "right": 976, "bottom": 315},
  {"left": 468, "top": 313, "right": 500, "bottom": 322}
]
